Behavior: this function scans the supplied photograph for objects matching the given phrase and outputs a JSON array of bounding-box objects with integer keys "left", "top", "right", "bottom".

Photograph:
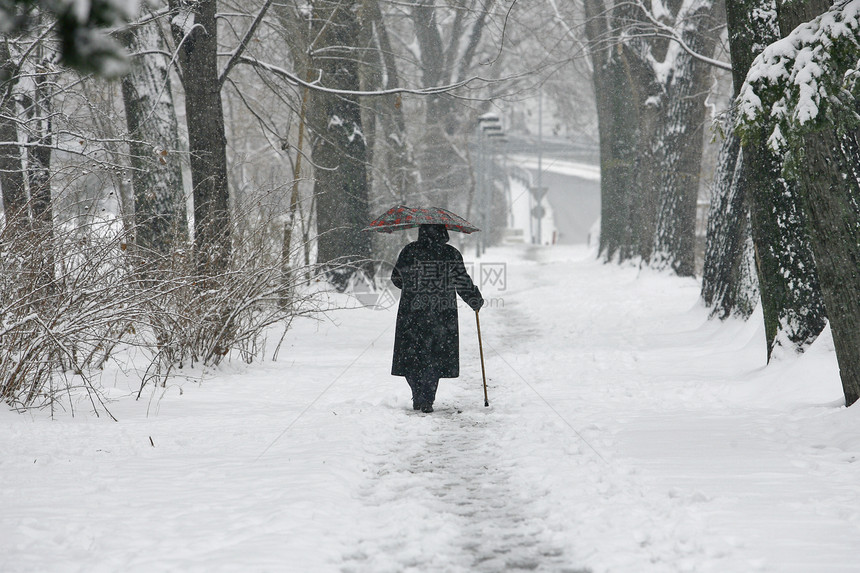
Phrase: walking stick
[{"left": 476, "top": 310, "right": 489, "bottom": 407}]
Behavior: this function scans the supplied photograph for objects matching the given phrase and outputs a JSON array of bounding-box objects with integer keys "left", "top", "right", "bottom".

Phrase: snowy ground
[{"left": 3, "top": 243, "right": 860, "bottom": 573}]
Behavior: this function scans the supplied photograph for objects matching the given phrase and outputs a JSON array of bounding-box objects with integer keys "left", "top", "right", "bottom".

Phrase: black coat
[{"left": 391, "top": 225, "right": 483, "bottom": 379}]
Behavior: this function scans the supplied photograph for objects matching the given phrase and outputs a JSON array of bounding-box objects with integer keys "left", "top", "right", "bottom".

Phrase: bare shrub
[
  {"left": 0, "top": 215, "right": 134, "bottom": 417},
  {"left": 133, "top": 223, "right": 315, "bottom": 393},
  {"left": 1, "top": 207, "right": 316, "bottom": 416}
]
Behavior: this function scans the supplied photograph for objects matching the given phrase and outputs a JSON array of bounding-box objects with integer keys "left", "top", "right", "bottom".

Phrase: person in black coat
[{"left": 390, "top": 224, "right": 483, "bottom": 413}]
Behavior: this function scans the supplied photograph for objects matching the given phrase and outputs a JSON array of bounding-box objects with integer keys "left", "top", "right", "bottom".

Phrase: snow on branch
[
  {"left": 737, "top": 0, "right": 860, "bottom": 152},
  {"left": 236, "top": 55, "right": 514, "bottom": 98},
  {"left": 628, "top": 0, "right": 731, "bottom": 74}
]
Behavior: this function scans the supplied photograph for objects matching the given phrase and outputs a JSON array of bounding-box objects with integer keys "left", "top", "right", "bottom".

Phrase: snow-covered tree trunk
[
  {"left": 170, "top": 0, "right": 231, "bottom": 279},
  {"left": 702, "top": 0, "right": 767, "bottom": 321},
  {"left": 731, "top": 0, "right": 825, "bottom": 358},
  {"left": 120, "top": 15, "right": 188, "bottom": 258},
  {"left": 705, "top": 0, "right": 810, "bottom": 326},
  {"left": 745, "top": 138, "right": 825, "bottom": 356},
  {"left": 701, "top": 116, "right": 759, "bottom": 319},
  {"left": 585, "top": 1, "right": 723, "bottom": 272},
  {"left": 651, "top": 0, "right": 723, "bottom": 277},
  {"left": 777, "top": 0, "right": 860, "bottom": 403},
  {"left": 738, "top": 0, "right": 860, "bottom": 402},
  {"left": 309, "top": 0, "right": 372, "bottom": 290}
]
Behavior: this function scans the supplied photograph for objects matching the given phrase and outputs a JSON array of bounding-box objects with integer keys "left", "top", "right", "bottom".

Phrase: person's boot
[{"left": 420, "top": 404, "right": 433, "bottom": 413}]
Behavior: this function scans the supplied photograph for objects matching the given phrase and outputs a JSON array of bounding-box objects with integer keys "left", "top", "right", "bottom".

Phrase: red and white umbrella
[{"left": 362, "top": 205, "right": 480, "bottom": 234}]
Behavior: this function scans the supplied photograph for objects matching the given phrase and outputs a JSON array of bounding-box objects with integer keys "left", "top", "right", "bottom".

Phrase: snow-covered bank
[
  {"left": 2, "top": 244, "right": 858, "bottom": 572},
  {"left": 509, "top": 155, "right": 600, "bottom": 181}
]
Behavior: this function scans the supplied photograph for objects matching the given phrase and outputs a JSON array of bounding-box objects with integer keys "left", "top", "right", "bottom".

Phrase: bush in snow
[
  {"left": 0, "top": 215, "right": 133, "bottom": 416},
  {"left": 0, "top": 206, "right": 315, "bottom": 417}
]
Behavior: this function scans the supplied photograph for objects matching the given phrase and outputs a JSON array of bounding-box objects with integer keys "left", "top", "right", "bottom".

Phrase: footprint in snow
[{"left": 339, "top": 405, "right": 590, "bottom": 572}]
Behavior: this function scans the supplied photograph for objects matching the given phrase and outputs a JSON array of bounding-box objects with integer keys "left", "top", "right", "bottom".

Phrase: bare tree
[{"left": 408, "top": 0, "right": 495, "bottom": 208}]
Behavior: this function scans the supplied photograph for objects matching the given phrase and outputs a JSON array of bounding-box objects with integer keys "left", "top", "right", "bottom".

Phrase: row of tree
[
  {"left": 0, "top": 1, "right": 590, "bottom": 410},
  {"left": 575, "top": 0, "right": 859, "bottom": 406},
  {"left": 5, "top": 0, "right": 854, "bottom": 409}
]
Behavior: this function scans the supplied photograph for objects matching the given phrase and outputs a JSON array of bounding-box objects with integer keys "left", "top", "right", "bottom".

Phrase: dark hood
[{"left": 418, "top": 224, "right": 450, "bottom": 245}]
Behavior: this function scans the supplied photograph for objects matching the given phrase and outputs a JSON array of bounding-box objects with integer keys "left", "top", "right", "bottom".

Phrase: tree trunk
[
  {"left": 778, "top": 0, "right": 860, "bottom": 405},
  {"left": 26, "top": 68, "right": 55, "bottom": 291},
  {"left": 0, "top": 41, "right": 27, "bottom": 233},
  {"left": 746, "top": 138, "right": 825, "bottom": 356},
  {"left": 585, "top": 1, "right": 717, "bottom": 271},
  {"left": 598, "top": 48, "right": 646, "bottom": 262},
  {"left": 121, "top": 16, "right": 188, "bottom": 258},
  {"left": 652, "top": 1, "right": 722, "bottom": 277},
  {"left": 170, "top": 0, "right": 231, "bottom": 279},
  {"left": 410, "top": 1, "right": 490, "bottom": 209},
  {"left": 358, "top": 0, "right": 416, "bottom": 264},
  {"left": 702, "top": 0, "right": 769, "bottom": 320},
  {"left": 411, "top": 1, "right": 450, "bottom": 207},
  {"left": 775, "top": 0, "right": 832, "bottom": 33},
  {"left": 725, "top": 0, "right": 825, "bottom": 358},
  {"left": 583, "top": 1, "right": 651, "bottom": 263},
  {"left": 308, "top": 0, "right": 372, "bottom": 290},
  {"left": 360, "top": 0, "right": 416, "bottom": 207},
  {"left": 797, "top": 128, "right": 860, "bottom": 405},
  {"left": 701, "top": 117, "right": 759, "bottom": 319}
]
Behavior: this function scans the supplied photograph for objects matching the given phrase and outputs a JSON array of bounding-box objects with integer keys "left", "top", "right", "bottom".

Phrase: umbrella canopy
[{"left": 362, "top": 205, "right": 480, "bottom": 234}]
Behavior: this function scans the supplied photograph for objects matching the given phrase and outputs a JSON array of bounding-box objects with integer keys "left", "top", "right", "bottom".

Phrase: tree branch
[
  {"left": 625, "top": 29, "right": 732, "bottom": 71},
  {"left": 219, "top": 0, "right": 276, "bottom": 88},
  {"left": 235, "top": 54, "right": 517, "bottom": 97},
  {"left": 629, "top": 0, "right": 732, "bottom": 71}
]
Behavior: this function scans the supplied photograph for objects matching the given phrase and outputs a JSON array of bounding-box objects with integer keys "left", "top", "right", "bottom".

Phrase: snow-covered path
[
  {"left": 341, "top": 404, "right": 580, "bottom": 573},
  {"left": 2, "top": 244, "right": 859, "bottom": 572}
]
